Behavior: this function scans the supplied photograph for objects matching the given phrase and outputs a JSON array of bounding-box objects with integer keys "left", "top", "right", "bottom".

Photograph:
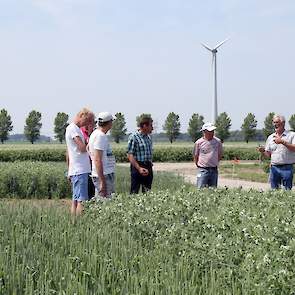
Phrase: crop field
[
  {"left": 1, "top": 143, "right": 294, "bottom": 294},
  {"left": 2, "top": 187, "right": 295, "bottom": 294},
  {"left": 0, "top": 163, "right": 186, "bottom": 199},
  {"left": 1, "top": 141, "right": 262, "bottom": 150}
]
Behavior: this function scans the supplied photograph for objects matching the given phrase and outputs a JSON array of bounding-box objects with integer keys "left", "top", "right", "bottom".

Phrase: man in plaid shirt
[{"left": 127, "top": 115, "right": 153, "bottom": 194}]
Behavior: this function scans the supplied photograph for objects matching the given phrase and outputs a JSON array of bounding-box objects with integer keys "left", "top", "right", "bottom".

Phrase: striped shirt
[{"left": 127, "top": 131, "right": 153, "bottom": 162}]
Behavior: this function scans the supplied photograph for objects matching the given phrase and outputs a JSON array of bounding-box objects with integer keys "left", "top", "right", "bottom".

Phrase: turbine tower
[{"left": 201, "top": 39, "right": 229, "bottom": 123}]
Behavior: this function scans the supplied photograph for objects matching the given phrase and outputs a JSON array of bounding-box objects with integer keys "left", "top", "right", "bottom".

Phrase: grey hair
[{"left": 273, "top": 114, "right": 286, "bottom": 123}]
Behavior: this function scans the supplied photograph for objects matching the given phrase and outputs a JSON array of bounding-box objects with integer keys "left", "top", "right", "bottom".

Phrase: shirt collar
[{"left": 137, "top": 130, "right": 148, "bottom": 137}]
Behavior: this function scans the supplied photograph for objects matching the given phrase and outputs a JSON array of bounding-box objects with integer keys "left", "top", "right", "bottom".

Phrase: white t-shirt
[
  {"left": 88, "top": 129, "right": 116, "bottom": 176},
  {"left": 265, "top": 130, "right": 295, "bottom": 165},
  {"left": 65, "top": 122, "right": 91, "bottom": 176}
]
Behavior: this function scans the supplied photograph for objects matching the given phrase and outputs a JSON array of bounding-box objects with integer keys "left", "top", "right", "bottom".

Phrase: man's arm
[
  {"left": 127, "top": 154, "right": 149, "bottom": 176},
  {"left": 93, "top": 149, "right": 107, "bottom": 197},
  {"left": 218, "top": 143, "right": 223, "bottom": 162},
  {"left": 194, "top": 155, "right": 199, "bottom": 166},
  {"left": 274, "top": 135, "right": 295, "bottom": 152},
  {"left": 66, "top": 150, "right": 69, "bottom": 168},
  {"left": 193, "top": 143, "right": 199, "bottom": 166},
  {"left": 282, "top": 141, "right": 295, "bottom": 152},
  {"left": 73, "top": 136, "right": 87, "bottom": 152}
]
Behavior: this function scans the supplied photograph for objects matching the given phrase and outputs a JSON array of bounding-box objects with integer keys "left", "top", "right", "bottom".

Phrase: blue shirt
[{"left": 127, "top": 131, "right": 153, "bottom": 162}]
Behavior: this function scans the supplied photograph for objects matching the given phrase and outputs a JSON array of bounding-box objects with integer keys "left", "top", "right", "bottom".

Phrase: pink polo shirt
[{"left": 194, "top": 137, "right": 222, "bottom": 168}]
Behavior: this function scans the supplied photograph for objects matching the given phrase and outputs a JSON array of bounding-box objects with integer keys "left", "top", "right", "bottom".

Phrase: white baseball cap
[
  {"left": 200, "top": 122, "right": 216, "bottom": 131},
  {"left": 97, "top": 112, "right": 116, "bottom": 123}
]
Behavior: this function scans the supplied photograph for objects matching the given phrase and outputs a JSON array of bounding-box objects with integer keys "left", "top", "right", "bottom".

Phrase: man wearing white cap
[
  {"left": 193, "top": 122, "right": 223, "bottom": 188},
  {"left": 88, "top": 112, "right": 116, "bottom": 198}
]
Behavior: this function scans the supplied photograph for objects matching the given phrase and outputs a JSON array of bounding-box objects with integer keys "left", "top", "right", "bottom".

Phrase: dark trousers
[
  {"left": 88, "top": 174, "right": 96, "bottom": 199},
  {"left": 130, "top": 161, "right": 153, "bottom": 194}
]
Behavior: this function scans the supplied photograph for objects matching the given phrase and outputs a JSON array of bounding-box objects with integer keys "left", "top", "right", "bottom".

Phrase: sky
[{"left": 0, "top": 0, "right": 295, "bottom": 137}]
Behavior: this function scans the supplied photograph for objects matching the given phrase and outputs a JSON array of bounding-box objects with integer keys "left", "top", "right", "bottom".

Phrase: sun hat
[
  {"left": 200, "top": 122, "right": 216, "bottom": 131},
  {"left": 97, "top": 112, "right": 116, "bottom": 123}
]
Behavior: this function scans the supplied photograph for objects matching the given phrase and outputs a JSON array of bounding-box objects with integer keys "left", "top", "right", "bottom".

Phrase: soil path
[{"left": 118, "top": 162, "right": 271, "bottom": 190}]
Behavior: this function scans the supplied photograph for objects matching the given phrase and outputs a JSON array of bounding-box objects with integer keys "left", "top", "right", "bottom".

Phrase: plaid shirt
[{"left": 127, "top": 131, "right": 153, "bottom": 162}]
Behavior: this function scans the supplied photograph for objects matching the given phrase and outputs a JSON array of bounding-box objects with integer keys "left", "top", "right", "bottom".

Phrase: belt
[
  {"left": 198, "top": 166, "right": 217, "bottom": 170},
  {"left": 138, "top": 161, "right": 152, "bottom": 165},
  {"left": 272, "top": 164, "right": 293, "bottom": 167}
]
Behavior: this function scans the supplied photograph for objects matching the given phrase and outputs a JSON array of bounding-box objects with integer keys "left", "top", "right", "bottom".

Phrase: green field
[
  {"left": 1, "top": 142, "right": 295, "bottom": 294},
  {"left": 0, "top": 141, "right": 263, "bottom": 150},
  {"left": 1, "top": 187, "right": 295, "bottom": 294},
  {"left": 0, "top": 164, "right": 187, "bottom": 199}
]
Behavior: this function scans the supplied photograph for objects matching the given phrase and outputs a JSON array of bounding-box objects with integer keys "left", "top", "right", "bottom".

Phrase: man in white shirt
[
  {"left": 258, "top": 114, "right": 295, "bottom": 190},
  {"left": 88, "top": 112, "right": 116, "bottom": 198},
  {"left": 65, "top": 108, "right": 95, "bottom": 215}
]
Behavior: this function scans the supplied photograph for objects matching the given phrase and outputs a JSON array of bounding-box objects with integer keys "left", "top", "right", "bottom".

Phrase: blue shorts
[
  {"left": 196, "top": 167, "right": 218, "bottom": 188},
  {"left": 70, "top": 173, "right": 89, "bottom": 201}
]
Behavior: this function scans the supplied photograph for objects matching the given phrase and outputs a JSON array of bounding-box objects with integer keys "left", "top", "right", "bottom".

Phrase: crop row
[
  {"left": 0, "top": 147, "right": 260, "bottom": 162},
  {"left": 0, "top": 162, "right": 186, "bottom": 199},
  {"left": 1, "top": 188, "right": 295, "bottom": 294}
]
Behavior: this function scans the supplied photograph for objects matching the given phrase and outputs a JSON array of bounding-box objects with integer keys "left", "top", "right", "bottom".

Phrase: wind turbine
[{"left": 201, "top": 38, "right": 229, "bottom": 123}]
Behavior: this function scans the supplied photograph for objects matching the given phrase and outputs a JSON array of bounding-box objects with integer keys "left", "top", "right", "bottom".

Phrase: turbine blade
[
  {"left": 201, "top": 42, "right": 213, "bottom": 52},
  {"left": 214, "top": 38, "right": 230, "bottom": 50}
]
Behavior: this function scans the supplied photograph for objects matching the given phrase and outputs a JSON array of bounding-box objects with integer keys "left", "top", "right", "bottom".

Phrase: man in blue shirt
[{"left": 127, "top": 115, "right": 153, "bottom": 194}]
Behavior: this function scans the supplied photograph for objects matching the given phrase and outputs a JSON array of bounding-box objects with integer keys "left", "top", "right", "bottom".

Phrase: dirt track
[{"left": 118, "top": 162, "right": 271, "bottom": 190}]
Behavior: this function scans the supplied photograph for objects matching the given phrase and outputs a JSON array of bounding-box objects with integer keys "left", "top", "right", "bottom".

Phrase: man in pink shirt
[{"left": 194, "top": 122, "right": 223, "bottom": 188}]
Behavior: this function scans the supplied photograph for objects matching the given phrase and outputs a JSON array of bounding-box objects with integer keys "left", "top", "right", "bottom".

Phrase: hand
[
  {"left": 273, "top": 134, "right": 285, "bottom": 145},
  {"left": 99, "top": 181, "right": 107, "bottom": 197},
  {"left": 138, "top": 167, "right": 149, "bottom": 176},
  {"left": 257, "top": 146, "right": 265, "bottom": 153}
]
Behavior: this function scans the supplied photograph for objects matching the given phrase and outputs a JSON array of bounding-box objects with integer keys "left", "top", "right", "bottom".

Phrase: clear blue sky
[{"left": 0, "top": 0, "right": 295, "bottom": 136}]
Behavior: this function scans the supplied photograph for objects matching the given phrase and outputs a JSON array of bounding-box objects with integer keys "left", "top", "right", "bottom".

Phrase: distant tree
[
  {"left": 289, "top": 114, "right": 295, "bottom": 131},
  {"left": 187, "top": 113, "right": 204, "bottom": 142},
  {"left": 263, "top": 112, "right": 275, "bottom": 139},
  {"left": 215, "top": 112, "right": 231, "bottom": 142},
  {"left": 0, "top": 109, "right": 13, "bottom": 144},
  {"left": 241, "top": 113, "right": 257, "bottom": 143},
  {"left": 54, "top": 112, "right": 69, "bottom": 143},
  {"left": 163, "top": 112, "right": 181, "bottom": 143},
  {"left": 24, "top": 110, "right": 42, "bottom": 144},
  {"left": 111, "top": 112, "right": 127, "bottom": 143},
  {"left": 136, "top": 113, "right": 152, "bottom": 127}
]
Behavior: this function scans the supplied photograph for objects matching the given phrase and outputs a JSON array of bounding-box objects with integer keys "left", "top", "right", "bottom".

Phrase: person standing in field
[
  {"left": 258, "top": 114, "right": 295, "bottom": 190},
  {"left": 80, "top": 119, "right": 96, "bottom": 199},
  {"left": 65, "top": 108, "right": 95, "bottom": 215},
  {"left": 194, "top": 122, "right": 223, "bottom": 188},
  {"left": 127, "top": 115, "right": 153, "bottom": 194},
  {"left": 88, "top": 112, "right": 116, "bottom": 198}
]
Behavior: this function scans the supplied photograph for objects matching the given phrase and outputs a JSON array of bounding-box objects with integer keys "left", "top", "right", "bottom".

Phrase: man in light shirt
[
  {"left": 65, "top": 108, "right": 95, "bottom": 215},
  {"left": 88, "top": 112, "right": 116, "bottom": 198},
  {"left": 258, "top": 114, "right": 295, "bottom": 190},
  {"left": 194, "top": 122, "right": 223, "bottom": 188}
]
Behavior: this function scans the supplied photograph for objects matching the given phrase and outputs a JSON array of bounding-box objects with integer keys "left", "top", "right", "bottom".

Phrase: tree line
[{"left": 1, "top": 109, "right": 295, "bottom": 144}]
